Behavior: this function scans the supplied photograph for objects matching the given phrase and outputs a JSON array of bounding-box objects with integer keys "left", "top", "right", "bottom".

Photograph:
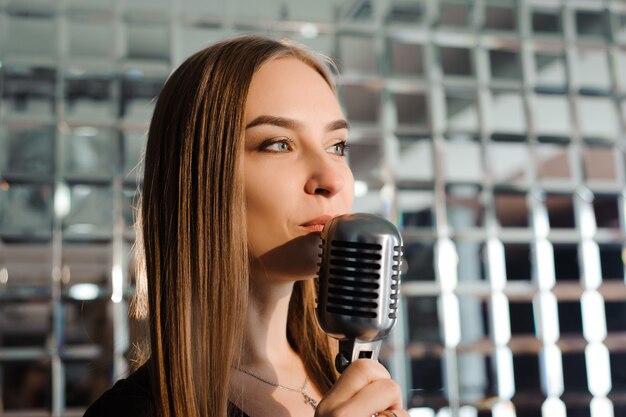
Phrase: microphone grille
[
  {"left": 324, "top": 239, "right": 382, "bottom": 319},
  {"left": 389, "top": 244, "right": 402, "bottom": 319}
]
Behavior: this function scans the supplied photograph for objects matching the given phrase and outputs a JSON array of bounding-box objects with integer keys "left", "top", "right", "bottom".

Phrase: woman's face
[{"left": 243, "top": 57, "right": 354, "bottom": 281}]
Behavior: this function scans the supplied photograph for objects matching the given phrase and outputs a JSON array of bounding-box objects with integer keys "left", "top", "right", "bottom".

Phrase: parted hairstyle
[{"left": 137, "top": 35, "right": 340, "bottom": 417}]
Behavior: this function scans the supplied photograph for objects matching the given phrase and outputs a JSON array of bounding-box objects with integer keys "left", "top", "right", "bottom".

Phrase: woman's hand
[{"left": 315, "top": 359, "right": 408, "bottom": 417}]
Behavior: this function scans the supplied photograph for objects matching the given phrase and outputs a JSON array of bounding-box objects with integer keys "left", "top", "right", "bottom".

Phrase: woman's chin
[{"left": 250, "top": 233, "right": 322, "bottom": 280}]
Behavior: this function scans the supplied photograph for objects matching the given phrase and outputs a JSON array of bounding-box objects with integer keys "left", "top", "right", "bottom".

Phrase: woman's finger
[
  {"left": 321, "top": 359, "right": 391, "bottom": 404},
  {"left": 330, "top": 378, "right": 403, "bottom": 417},
  {"left": 375, "top": 410, "right": 410, "bottom": 417}
]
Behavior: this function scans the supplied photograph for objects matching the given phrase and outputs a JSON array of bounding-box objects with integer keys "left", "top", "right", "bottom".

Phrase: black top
[{"left": 83, "top": 364, "right": 250, "bottom": 417}]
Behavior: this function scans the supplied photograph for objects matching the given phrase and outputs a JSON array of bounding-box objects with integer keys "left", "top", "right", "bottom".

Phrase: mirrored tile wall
[{"left": 2, "top": 0, "right": 626, "bottom": 416}]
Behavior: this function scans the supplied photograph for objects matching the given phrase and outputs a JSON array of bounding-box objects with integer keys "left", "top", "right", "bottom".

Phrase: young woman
[{"left": 85, "top": 35, "right": 406, "bottom": 417}]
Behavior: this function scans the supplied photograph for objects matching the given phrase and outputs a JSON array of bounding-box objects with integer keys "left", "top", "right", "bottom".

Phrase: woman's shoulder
[{"left": 83, "top": 364, "right": 154, "bottom": 417}]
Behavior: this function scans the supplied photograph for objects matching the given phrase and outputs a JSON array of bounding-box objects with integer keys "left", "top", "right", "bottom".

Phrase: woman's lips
[
  {"left": 300, "top": 224, "right": 325, "bottom": 233},
  {"left": 299, "top": 215, "right": 333, "bottom": 233}
]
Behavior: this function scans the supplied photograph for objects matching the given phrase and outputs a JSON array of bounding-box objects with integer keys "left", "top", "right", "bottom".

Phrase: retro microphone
[{"left": 315, "top": 213, "right": 403, "bottom": 373}]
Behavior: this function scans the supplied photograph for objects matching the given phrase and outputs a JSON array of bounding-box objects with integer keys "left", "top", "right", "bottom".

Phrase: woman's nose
[{"left": 303, "top": 155, "right": 347, "bottom": 198}]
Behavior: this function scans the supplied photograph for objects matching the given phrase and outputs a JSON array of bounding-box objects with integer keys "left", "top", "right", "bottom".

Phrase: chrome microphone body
[{"left": 315, "top": 213, "right": 403, "bottom": 372}]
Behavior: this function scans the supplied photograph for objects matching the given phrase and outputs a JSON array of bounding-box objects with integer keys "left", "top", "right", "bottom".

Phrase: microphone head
[{"left": 315, "top": 213, "right": 403, "bottom": 343}]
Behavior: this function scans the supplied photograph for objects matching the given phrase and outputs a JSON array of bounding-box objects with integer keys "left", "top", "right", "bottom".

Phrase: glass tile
[
  {"left": 545, "top": 194, "right": 575, "bottom": 229},
  {"left": 504, "top": 243, "right": 531, "bottom": 281},
  {"left": 447, "top": 185, "right": 484, "bottom": 230},
  {"left": 0, "top": 301, "right": 50, "bottom": 347},
  {"left": 409, "top": 357, "right": 446, "bottom": 408},
  {"left": 489, "top": 142, "right": 530, "bottom": 185},
  {"left": 441, "top": 47, "right": 474, "bottom": 77},
  {"left": 406, "top": 296, "right": 441, "bottom": 343},
  {"left": 491, "top": 92, "right": 526, "bottom": 134},
  {"left": 446, "top": 91, "right": 479, "bottom": 132},
  {"left": 457, "top": 351, "right": 496, "bottom": 403},
  {"left": 348, "top": 142, "right": 382, "bottom": 183},
  {"left": 578, "top": 97, "right": 619, "bottom": 139},
  {"left": 126, "top": 23, "right": 170, "bottom": 62},
  {"left": 387, "top": 0, "right": 424, "bottom": 24},
  {"left": 576, "top": 49, "right": 610, "bottom": 93},
  {"left": 535, "top": 52, "right": 567, "bottom": 91},
  {"left": 2, "top": 360, "right": 52, "bottom": 410},
  {"left": 1, "top": 126, "right": 55, "bottom": 180},
  {"left": 393, "top": 92, "right": 428, "bottom": 127},
  {"left": 509, "top": 301, "right": 535, "bottom": 335},
  {"left": 402, "top": 241, "right": 436, "bottom": 282},
  {"left": 338, "top": 35, "right": 378, "bottom": 74},
  {"left": 490, "top": 50, "right": 521, "bottom": 80},
  {"left": 576, "top": 10, "right": 608, "bottom": 39},
  {"left": 494, "top": 190, "right": 529, "bottom": 228},
  {"left": 458, "top": 240, "right": 487, "bottom": 283},
  {"left": 536, "top": 143, "right": 572, "bottom": 180},
  {"left": 512, "top": 354, "right": 542, "bottom": 397},
  {"left": 485, "top": 6, "right": 516, "bottom": 31},
  {"left": 61, "top": 244, "right": 112, "bottom": 294},
  {"left": 120, "top": 74, "right": 164, "bottom": 122},
  {"left": 62, "top": 184, "right": 113, "bottom": 242},
  {"left": 63, "top": 128, "right": 117, "bottom": 180},
  {"left": 2, "top": 64, "right": 56, "bottom": 120},
  {"left": 562, "top": 352, "right": 589, "bottom": 394},
  {"left": 443, "top": 139, "right": 482, "bottom": 183},
  {"left": 339, "top": 84, "right": 380, "bottom": 123},
  {"left": 389, "top": 40, "right": 423, "bottom": 75},
  {"left": 593, "top": 195, "right": 619, "bottom": 229},
  {"left": 0, "top": 243, "right": 52, "bottom": 294},
  {"left": 67, "top": 19, "right": 116, "bottom": 59},
  {"left": 440, "top": 3, "right": 469, "bottom": 28},
  {"left": 457, "top": 295, "right": 488, "bottom": 341},
  {"left": 598, "top": 244, "right": 624, "bottom": 280},
  {"left": 65, "top": 72, "right": 116, "bottom": 123},
  {"left": 553, "top": 244, "right": 580, "bottom": 282},
  {"left": 396, "top": 137, "right": 433, "bottom": 182},
  {"left": 63, "top": 298, "right": 111, "bottom": 345},
  {"left": 557, "top": 301, "right": 583, "bottom": 334},
  {"left": 398, "top": 190, "right": 435, "bottom": 228},
  {"left": 605, "top": 300, "right": 626, "bottom": 332},
  {"left": 582, "top": 145, "right": 616, "bottom": 182},
  {"left": 3, "top": 14, "right": 57, "bottom": 57},
  {"left": 0, "top": 182, "right": 53, "bottom": 242},
  {"left": 532, "top": 10, "right": 562, "bottom": 34},
  {"left": 534, "top": 95, "right": 571, "bottom": 136}
]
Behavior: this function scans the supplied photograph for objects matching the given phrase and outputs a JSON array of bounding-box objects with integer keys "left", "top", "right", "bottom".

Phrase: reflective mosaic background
[{"left": 1, "top": 0, "right": 626, "bottom": 416}]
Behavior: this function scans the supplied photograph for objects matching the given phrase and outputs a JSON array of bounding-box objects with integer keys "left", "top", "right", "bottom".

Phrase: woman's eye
[
  {"left": 327, "top": 141, "right": 348, "bottom": 156},
  {"left": 259, "top": 138, "right": 292, "bottom": 153}
]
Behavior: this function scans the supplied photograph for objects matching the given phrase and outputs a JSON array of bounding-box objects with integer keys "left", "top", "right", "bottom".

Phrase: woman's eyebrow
[{"left": 245, "top": 115, "right": 350, "bottom": 131}]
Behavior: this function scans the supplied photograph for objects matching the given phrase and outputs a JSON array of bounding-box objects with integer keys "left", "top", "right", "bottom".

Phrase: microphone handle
[{"left": 335, "top": 339, "right": 383, "bottom": 372}]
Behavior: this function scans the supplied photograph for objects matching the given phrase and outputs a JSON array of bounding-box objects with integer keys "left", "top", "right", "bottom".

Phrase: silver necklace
[{"left": 235, "top": 367, "right": 318, "bottom": 410}]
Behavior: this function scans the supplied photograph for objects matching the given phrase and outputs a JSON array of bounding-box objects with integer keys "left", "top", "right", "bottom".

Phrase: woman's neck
[{"left": 241, "top": 279, "right": 299, "bottom": 369}]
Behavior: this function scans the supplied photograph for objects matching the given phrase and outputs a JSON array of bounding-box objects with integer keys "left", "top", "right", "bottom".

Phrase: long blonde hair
[{"left": 138, "top": 35, "right": 339, "bottom": 417}]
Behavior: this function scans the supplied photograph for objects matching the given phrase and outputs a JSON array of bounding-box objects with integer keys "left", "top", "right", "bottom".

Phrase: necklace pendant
[{"left": 302, "top": 392, "right": 318, "bottom": 410}]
